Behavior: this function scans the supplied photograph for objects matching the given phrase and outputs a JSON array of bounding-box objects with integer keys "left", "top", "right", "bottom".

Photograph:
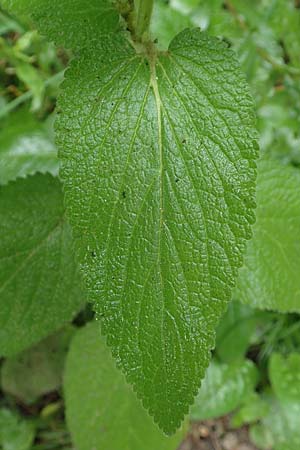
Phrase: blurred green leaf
[
  {"left": 64, "top": 322, "right": 185, "bottom": 450},
  {"left": 236, "top": 160, "right": 300, "bottom": 313},
  {"left": 250, "top": 421, "right": 274, "bottom": 450},
  {"left": 1, "top": 327, "right": 74, "bottom": 404},
  {"left": 270, "top": 353, "right": 300, "bottom": 404},
  {"left": 190, "top": 359, "right": 258, "bottom": 421},
  {"left": 15, "top": 62, "right": 44, "bottom": 111},
  {"left": 0, "top": 408, "right": 35, "bottom": 450},
  {"left": 250, "top": 354, "right": 300, "bottom": 450},
  {"left": 151, "top": 0, "right": 193, "bottom": 50},
  {"left": 231, "top": 392, "right": 269, "bottom": 428},
  {"left": 215, "top": 301, "right": 263, "bottom": 363},
  {"left": 265, "top": 0, "right": 300, "bottom": 68},
  {"left": 0, "top": 10, "right": 23, "bottom": 34},
  {"left": 0, "top": 174, "right": 84, "bottom": 356},
  {"left": 170, "top": 0, "right": 200, "bottom": 15},
  {"left": 0, "top": 107, "right": 58, "bottom": 185}
]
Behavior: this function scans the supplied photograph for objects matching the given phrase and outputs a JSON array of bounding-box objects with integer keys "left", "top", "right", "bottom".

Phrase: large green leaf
[
  {"left": 64, "top": 322, "right": 184, "bottom": 450},
  {"left": 190, "top": 359, "right": 258, "bottom": 421},
  {"left": 236, "top": 160, "right": 300, "bottom": 313},
  {"left": 0, "top": 108, "right": 58, "bottom": 185},
  {"left": 2, "top": 1, "right": 258, "bottom": 433},
  {"left": 0, "top": 175, "right": 84, "bottom": 356},
  {"left": 58, "top": 31, "right": 256, "bottom": 433}
]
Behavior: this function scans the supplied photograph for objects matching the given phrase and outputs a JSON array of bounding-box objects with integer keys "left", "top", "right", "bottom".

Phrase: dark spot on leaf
[
  {"left": 91, "top": 251, "right": 96, "bottom": 257},
  {"left": 222, "top": 37, "right": 232, "bottom": 48},
  {"left": 122, "top": 191, "right": 126, "bottom": 199}
]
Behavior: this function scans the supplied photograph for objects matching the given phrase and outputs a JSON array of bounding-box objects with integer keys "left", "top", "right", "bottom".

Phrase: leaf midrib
[
  {"left": 149, "top": 52, "right": 171, "bottom": 410},
  {"left": 149, "top": 57, "right": 164, "bottom": 276}
]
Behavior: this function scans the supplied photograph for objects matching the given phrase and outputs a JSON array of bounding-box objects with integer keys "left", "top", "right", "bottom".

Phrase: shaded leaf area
[
  {"left": 1, "top": 327, "right": 74, "bottom": 404},
  {"left": 215, "top": 301, "right": 263, "bottom": 363},
  {"left": 236, "top": 160, "right": 300, "bottom": 312},
  {"left": 64, "top": 322, "right": 184, "bottom": 450},
  {"left": 0, "top": 174, "right": 84, "bottom": 356},
  {"left": 0, "top": 322, "right": 78, "bottom": 450}
]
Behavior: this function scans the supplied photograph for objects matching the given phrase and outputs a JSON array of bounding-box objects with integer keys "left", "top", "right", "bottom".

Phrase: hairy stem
[{"left": 134, "top": 0, "right": 154, "bottom": 41}]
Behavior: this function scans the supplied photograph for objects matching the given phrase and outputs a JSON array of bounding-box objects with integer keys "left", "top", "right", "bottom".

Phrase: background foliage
[{"left": 0, "top": 0, "right": 300, "bottom": 449}]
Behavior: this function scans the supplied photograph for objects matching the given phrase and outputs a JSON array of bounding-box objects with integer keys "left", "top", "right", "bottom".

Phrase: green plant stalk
[{"left": 134, "top": 0, "right": 154, "bottom": 41}]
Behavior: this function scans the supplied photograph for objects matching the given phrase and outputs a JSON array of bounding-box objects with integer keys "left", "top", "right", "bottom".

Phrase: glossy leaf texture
[
  {"left": 236, "top": 160, "right": 300, "bottom": 313},
  {"left": 2, "top": 0, "right": 258, "bottom": 433},
  {"left": 64, "top": 322, "right": 184, "bottom": 450},
  {"left": 0, "top": 175, "right": 84, "bottom": 356}
]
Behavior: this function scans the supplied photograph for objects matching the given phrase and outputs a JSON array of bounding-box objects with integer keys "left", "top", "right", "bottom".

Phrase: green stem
[{"left": 134, "top": 0, "right": 154, "bottom": 41}]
